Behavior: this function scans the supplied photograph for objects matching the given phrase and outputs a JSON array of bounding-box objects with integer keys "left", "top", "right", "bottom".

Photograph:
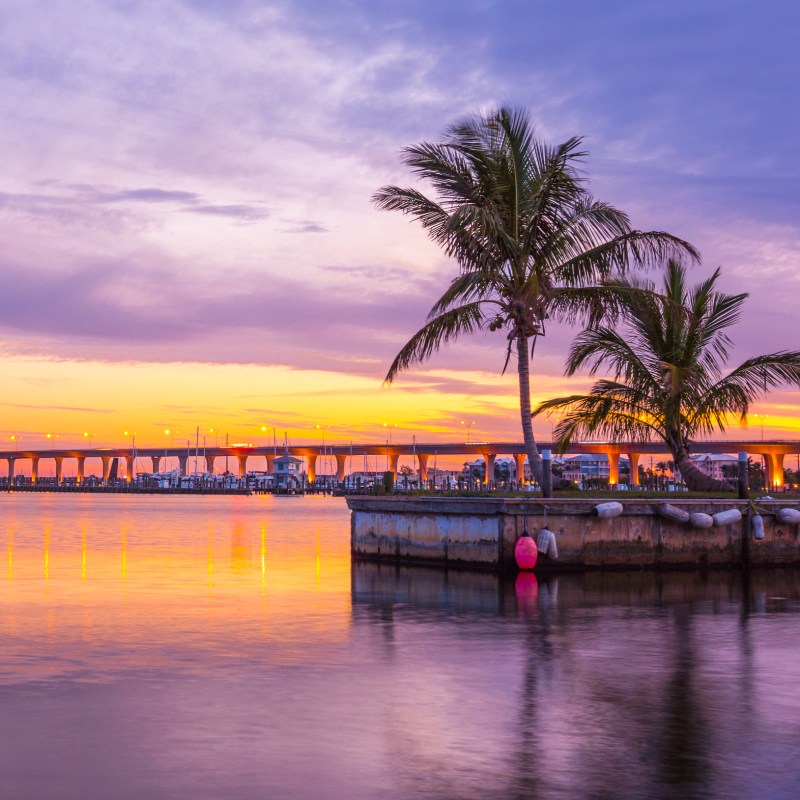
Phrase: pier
[{"left": 348, "top": 495, "right": 800, "bottom": 571}]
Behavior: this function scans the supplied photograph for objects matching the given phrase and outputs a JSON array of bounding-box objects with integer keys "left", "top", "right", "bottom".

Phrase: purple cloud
[
  {"left": 0, "top": 0, "right": 795, "bottom": 412},
  {"left": 96, "top": 188, "right": 201, "bottom": 204},
  {"left": 183, "top": 203, "right": 268, "bottom": 220}
]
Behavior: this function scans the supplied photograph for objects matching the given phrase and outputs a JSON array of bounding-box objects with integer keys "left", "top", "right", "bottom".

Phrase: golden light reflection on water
[
  {"left": 44, "top": 526, "right": 49, "bottom": 582},
  {"left": 261, "top": 524, "right": 266, "bottom": 597},
  {"left": 0, "top": 495, "right": 352, "bottom": 679}
]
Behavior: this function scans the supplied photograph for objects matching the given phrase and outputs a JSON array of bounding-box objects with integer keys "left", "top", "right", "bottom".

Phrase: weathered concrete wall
[
  {"left": 352, "top": 508, "right": 501, "bottom": 565},
  {"left": 347, "top": 497, "right": 800, "bottom": 571}
]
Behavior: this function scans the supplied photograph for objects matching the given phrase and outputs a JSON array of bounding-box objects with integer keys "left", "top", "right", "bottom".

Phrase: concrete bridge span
[{"left": 0, "top": 440, "right": 798, "bottom": 487}]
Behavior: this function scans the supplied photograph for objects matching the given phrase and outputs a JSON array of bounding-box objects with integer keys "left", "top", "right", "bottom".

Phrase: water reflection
[
  {"left": 0, "top": 494, "right": 799, "bottom": 799},
  {"left": 351, "top": 564, "right": 800, "bottom": 800}
]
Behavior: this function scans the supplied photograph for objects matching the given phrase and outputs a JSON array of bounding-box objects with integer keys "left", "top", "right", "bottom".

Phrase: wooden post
[
  {"left": 737, "top": 451, "right": 749, "bottom": 500},
  {"left": 542, "top": 449, "right": 553, "bottom": 498}
]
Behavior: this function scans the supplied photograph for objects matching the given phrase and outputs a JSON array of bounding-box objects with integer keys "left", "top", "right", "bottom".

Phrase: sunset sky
[{"left": 1, "top": 0, "right": 799, "bottom": 452}]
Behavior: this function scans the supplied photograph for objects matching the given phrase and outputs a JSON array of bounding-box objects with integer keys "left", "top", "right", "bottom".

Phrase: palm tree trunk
[
  {"left": 673, "top": 447, "right": 734, "bottom": 493},
  {"left": 517, "top": 332, "right": 543, "bottom": 484}
]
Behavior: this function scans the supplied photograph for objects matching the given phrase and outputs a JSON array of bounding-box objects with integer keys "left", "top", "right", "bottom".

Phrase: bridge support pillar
[
  {"left": 101, "top": 456, "right": 112, "bottom": 484},
  {"left": 125, "top": 456, "right": 135, "bottom": 483},
  {"left": 483, "top": 453, "right": 496, "bottom": 486},
  {"left": 236, "top": 454, "right": 247, "bottom": 478},
  {"left": 205, "top": 455, "right": 216, "bottom": 473},
  {"left": 151, "top": 456, "right": 161, "bottom": 473},
  {"left": 7, "top": 457, "right": 15, "bottom": 483},
  {"left": 388, "top": 453, "right": 399, "bottom": 477},
  {"left": 605, "top": 451, "right": 620, "bottom": 485},
  {"left": 265, "top": 455, "right": 275, "bottom": 475},
  {"left": 628, "top": 453, "right": 641, "bottom": 486},
  {"left": 55, "top": 457, "right": 64, "bottom": 484},
  {"left": 31, "top": 457, "right": 39, "bottom": 484},
  {"left": 417, "top": 453, "right": 429, "bottom": 483},
  {"left": 514, "top": 454, "right": 526, "bottom": 485},
  {"left": 335, "top": 454, "right": 347, "bottom": 482},
  {"left": 76, "top": 457, "right": 85, "bottom": 484},
  {"left": 307, "top": 455, "right": 317, "bottom": 483},
  {"left": 179, "top": 455, "right": 189, "bottom": 476},
  {"left": 762, "top": 453, "right": 785, "bottom": 488}
]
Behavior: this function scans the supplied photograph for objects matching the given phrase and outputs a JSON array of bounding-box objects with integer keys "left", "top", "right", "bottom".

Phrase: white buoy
[
  {"left": 592, "top": 502, "right": 623, "bottom": 519},
  {"left": 536, "top": 527, "right": 558, "bottom": 559},
  {"left": 657, "top": 503, "right": 691, "bottom": 524},
  {"left": 751, "top": 513, "right": 765, "bottom": 540},
  {"left": 777, "top": 508, "right": 800, "bottom": 524},
  {"left": 712, "top": 509, "right": 742, "bottom": 527},
  {"left": 689, "top": 512, "right": 714, "bottom": 529}
]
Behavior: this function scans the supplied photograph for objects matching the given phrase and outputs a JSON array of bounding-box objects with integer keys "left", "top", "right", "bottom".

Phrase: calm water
[{"left": 1, "top": 494, "right": 799, "bottom": 799}]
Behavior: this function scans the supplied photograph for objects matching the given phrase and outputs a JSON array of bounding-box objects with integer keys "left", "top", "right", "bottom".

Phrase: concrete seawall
[{"left": 347, "top": 496, "right": 800, "bottom": 571}]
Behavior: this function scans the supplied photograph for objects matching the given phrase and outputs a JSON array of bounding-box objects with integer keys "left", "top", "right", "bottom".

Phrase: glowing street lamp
[
  {"left": 316, "top": 424, "right": 330, "bottom": 448},
  {"left": 209, "top": 427, "right": 226, "bottom": 448},
  {"left": 460, "top": 420, "right": 476, "bottom": 444},
  {"left": 382, "top": 422, "right": 398, "bottom": 445},
  {"left": 382, "top": 423, "right": 398, "bottom": 471}
]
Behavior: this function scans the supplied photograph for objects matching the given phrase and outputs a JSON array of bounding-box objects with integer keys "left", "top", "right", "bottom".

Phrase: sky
[{"left": 1, "top": 0, "right": 799, "bottom": 456}]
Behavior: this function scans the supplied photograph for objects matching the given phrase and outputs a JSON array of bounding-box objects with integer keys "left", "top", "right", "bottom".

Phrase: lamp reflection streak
[{"left": 261, "top": 525, "right": 266, "bottom": 597}]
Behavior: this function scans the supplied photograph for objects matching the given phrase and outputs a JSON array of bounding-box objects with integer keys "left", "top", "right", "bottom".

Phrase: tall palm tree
[
  {"left": 533, "top": 260, "right": 800, "bottom": 491},
  {"left": 374, "top": 107, "right": 698, "bottom": 481}
]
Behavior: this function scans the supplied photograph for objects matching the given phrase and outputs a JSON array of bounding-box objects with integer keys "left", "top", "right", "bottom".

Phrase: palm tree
[
  {"left": 533, "top": 260, "right": 800, "bottom": 491},
  {"left": 374, "top": 107, "right": 697, "bottom": 482}
]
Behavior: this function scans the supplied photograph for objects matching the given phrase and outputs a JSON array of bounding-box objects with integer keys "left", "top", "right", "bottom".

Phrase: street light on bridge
[
  {"left": 382, "top": 422, "right": 398, "bottom": 445},
  {"left": 460, "top": 420, "right": 476, "bottom": 444}
]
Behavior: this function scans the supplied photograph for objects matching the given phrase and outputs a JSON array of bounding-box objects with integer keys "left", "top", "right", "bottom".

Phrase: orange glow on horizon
[{"left": 0, "top": 355, "right": 796, "bottom": 472}]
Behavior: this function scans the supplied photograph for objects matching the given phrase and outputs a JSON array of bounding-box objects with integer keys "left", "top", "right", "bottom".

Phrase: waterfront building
[
  {"left": 273, "top": 455, "right": 305, "bottom": 489},
  {"left": 562, "top": 454, "right": 630, "bottom": 485},
  {"left": 689, "top": 453, "right": 738, "bottom": 481},
  {"left": 463, "top": 456, "right": 535, "bottom": 484}
]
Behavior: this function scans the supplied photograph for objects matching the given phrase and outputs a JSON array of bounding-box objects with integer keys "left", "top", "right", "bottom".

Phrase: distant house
[
  {"left": 273, "top": 455, "right": 304, "bottom": 488},
  {"left": 688, "top": 453, "right": 738, "bottom": 482},
  {"left": 562, "top": 454, "right": 629, "bottom": 484}
]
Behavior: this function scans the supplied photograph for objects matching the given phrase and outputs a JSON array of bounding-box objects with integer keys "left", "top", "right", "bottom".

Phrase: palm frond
[
  {"left": 384, "top": 303, "right": 485, "bottom": 384},
  {"left": 428, "top": 272, "right": 502, "bottom": 317},
  {"left": 555, "top": 232, "right": 700, "bottom": 286}
]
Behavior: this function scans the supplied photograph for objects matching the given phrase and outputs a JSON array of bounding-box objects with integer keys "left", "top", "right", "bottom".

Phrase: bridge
[{"left": 0, "top": 439, "right": 798, "bottom": 487}]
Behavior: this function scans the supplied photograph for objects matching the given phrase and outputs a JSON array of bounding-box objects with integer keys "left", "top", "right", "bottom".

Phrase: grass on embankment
[{"left": 404, "top": 489, "right": 800, "bottom": 500}]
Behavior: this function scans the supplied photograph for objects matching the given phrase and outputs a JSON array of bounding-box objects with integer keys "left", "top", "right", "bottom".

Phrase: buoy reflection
[{"left": 515, "top": 572, "right": 539, "bottom": 619}]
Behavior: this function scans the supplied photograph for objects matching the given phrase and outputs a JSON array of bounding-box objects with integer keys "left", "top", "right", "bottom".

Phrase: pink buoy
[{"left": 515, "top": 530, "right": 538, "bottom": 570}]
